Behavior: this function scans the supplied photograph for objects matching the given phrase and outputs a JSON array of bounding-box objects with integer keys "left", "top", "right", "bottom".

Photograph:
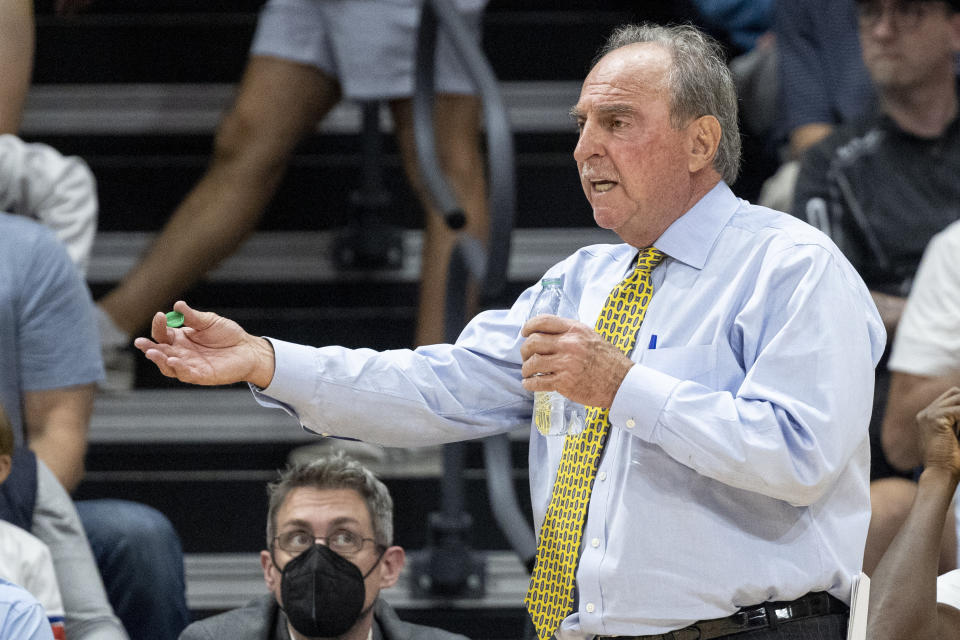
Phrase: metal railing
[{"left": 408, "top": 0, "right": 536, "bottom": 597}]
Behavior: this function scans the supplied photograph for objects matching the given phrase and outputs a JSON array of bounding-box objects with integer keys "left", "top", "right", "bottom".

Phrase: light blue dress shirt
[
  {"left": 0, "top": 578, "right": 54, "bottom": 640},
  {"left": 255, "top": 182, "right": 886, "bottom": 638}
]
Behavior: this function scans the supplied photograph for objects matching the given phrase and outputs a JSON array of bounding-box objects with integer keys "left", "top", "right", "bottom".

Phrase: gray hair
[
  {"left": 266, "top": 452, "right": 394, "bottom": 548},
  {"left": 596, "top": 23, "right": 741, "bottom": 184}
]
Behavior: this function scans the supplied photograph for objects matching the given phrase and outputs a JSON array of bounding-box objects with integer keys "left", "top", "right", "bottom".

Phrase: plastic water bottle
[{"left": 528, "top": 276, "right": 586, "bottom": 436}]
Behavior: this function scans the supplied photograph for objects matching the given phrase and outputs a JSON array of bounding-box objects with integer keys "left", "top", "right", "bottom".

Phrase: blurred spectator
[
  {"left": 774, "top": 0, "right": 874, "bottom": 159},
  {"left": 0, "top": 212, "right": 188, "bottom": 640},
  {"left": 867, "top": 387, "right": 960, "bottom": 640},
  {"left": 0, "top": 405, "right": 65, "bottom": 640},
  {"left": 759, "top": 0, "right": 875, "bottom": 210},
  {"left": 884, "top": 221, "right": 960, "bottom": 470},
  {"left": 96, "top": 0, "right": 490, "bottom": 388},
  {"left": 692, "top": 0, "right": 774, "bottom": 53},
  {"left": 791, "top": 0, "right": 960, "bottom": 572},
  {"left": 0, "top": 134, "right": 98, "bottom": 275},
  {"left": 0, "top": 440, "right": 128, "bottom": 639},
  {"left": 0, "top": 0, "right": 33, "bottom": 134},
  {"left": 0, "top": 577, "right": 53, "bottom": 640}
]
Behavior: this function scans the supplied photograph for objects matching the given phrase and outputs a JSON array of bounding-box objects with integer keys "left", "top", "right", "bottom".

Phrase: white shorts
[{"left": 250, "top": 0, "right": 487, "bottom": 100}]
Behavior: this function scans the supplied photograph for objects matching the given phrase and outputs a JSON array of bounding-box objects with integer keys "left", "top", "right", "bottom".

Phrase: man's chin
[{"left": 592, "top": 207, "right": 624, "bottom": 232}]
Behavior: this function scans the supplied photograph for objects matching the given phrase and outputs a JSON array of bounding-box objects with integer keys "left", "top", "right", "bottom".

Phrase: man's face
[
  {"left": 260, "top": 487, "right": 403, "bottom": 637},
  {"left": 572, "top": 43, "right": 697, "bottom": 248},
  {"left": 858, "top": 0, "right": 960, "bottom": 92}
]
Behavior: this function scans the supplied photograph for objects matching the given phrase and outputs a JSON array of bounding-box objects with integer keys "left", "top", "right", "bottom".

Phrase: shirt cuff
[
  {"left": 607, "top": 363, "right": 681, "bottom": 440},
  {"left": 248, "top": 338, "right": 325, "bottom": 434}
]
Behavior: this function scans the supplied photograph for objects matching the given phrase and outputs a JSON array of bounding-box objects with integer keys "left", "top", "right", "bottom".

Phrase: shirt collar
[{"left": 653, "top": 181, "right": 739, "bottom": 270}]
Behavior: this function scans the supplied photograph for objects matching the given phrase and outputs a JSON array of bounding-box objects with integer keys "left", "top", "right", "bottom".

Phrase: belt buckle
[{"left": 737, "top": 606, "right": 770, "bottom": 631}]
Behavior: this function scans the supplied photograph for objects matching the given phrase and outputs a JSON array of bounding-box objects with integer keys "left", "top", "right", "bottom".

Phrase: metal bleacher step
[
  {"left": 87, "top": 227, "right": 618, "bottom": 286},
  {"left": 89, "top": 387, "right": 530, "bottom": 450},
  {"left": 184, "top": 550, "right": 528, "bottom": 612},
  {"left": 21, "top": 81, "right": 582, "bottom": 136}
]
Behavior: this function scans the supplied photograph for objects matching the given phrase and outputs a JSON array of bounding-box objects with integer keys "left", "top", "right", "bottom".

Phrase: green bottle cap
[{"left": 165, "top": 311, "right": 185, "bottom": 328}]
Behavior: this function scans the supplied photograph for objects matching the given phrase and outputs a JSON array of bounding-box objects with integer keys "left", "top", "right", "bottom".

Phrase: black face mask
[{"left": 276, "top": 543, "right": 383, "bottom": 638}]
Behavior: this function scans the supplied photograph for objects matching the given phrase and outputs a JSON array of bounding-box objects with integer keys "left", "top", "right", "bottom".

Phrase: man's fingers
[
  {"left": 521, "top": 353, "right": 555, "bottom": 380},
  {"left": 520, "top": 332, "right": 558, "bottom": 362},
  {"left": 521, "top": 314, "right": 575, "bottom": 338},
  {"left": 142, "top": 348, "right": 178, "bottom": 379},
  {"left": 521, "top": 372, "right": 557, "bottom": 393},
  {"left": 133, "top": 337, "right": 157, "bottom": 354},
  {"left": 174, "top": 299, "right": 223, "bottom": 332},
  {"left": 149, "top": 311, "right": 174, "bottom": 343}
]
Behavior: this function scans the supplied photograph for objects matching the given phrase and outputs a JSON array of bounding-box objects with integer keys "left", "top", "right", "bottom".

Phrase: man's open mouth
[{"left": 592, "top": 180, "right": 616, "bottom": 193}]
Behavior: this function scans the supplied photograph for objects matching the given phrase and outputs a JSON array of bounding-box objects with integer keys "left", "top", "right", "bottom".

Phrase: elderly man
[
  {"left": 138, "top": 23, "right": 884, "bottom": 640},
  {"left": 868, "top": 387, "right": 960, "bottom": 639},
  {"left": 791, "top": 0, "right": 960, "bottom": 571},
  {"left": 180, "top": 454, "right": 467, "bottom": 640}
]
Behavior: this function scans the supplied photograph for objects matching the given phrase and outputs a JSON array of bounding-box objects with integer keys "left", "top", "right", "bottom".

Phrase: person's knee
[
  {"left": 211, "top": 105, "right": 290, "bottom": 178},
  {"left": 869, "top": 478, "right": 916, "bottom": 527},
  {"left": 81, "top": 500, "right": 183, "bottom": 565},
  {"left": 863, "top": 478, "right": 917, "bottom": 574}
]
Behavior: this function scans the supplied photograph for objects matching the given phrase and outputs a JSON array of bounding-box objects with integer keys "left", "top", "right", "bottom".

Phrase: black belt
[{"left": 596, "top": 591, "right": 848, "bottom": 640}]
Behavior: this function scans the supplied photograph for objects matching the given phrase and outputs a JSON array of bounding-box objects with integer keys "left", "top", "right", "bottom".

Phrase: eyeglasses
[
  {"left": 857, "top": 1, "right": 948, "bottom": 31},
  {"left": 274, "top": 528, "right": 379, "bottom": 556}
]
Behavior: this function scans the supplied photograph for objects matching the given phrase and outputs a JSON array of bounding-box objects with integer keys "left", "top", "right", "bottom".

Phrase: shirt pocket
[{"left": 639, "top": 344, "right": 719, "bottom": 388}]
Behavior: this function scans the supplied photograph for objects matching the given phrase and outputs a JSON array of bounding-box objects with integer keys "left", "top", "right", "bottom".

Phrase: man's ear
[
  {"left": 377, "top": 546, "right": 406, "bottom": 589},
  {"left": 687, "top": 115, "right": 722, "bottom": 174},
  {"left": 0, "top": 455, "right": 10, "bottom": 485},
  {"left": 261, "top": 549, "right": 279, "bottom": 592}
]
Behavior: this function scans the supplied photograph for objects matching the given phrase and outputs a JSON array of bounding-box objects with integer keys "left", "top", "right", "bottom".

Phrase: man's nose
[
  {"left": 573, "top": 121, "right": 602, "bottom": 163},
  {"left": 866, "top": 8, "right": 899, "bottom": 39}
]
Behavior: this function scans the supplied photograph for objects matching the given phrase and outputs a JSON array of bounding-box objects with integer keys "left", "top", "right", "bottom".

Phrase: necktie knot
[{"left": 635, "top": 247, "right": 665, "bottom": 274}]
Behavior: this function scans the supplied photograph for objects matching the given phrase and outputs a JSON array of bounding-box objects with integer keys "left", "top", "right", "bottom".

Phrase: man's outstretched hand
[{"left": 133, "top": 300, "right": 276, "bottom": 388}]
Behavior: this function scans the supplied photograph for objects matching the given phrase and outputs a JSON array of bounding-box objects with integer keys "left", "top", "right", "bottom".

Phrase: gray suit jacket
[{"left": 179, "top": 595, "right": 470, "bottom": 640}]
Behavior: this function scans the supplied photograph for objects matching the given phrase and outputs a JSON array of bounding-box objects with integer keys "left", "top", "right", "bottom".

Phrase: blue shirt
[
  {"left": 255, "top": 182, "right": 885, "bottom": 637},
  {"left": 0, "top": 578, "right": 54, "bottom": 640},
  {"left": 693, "top": 0, "right": 773, "bottom": 52},
  {"left": 774, "top": 0, "right": 874, "bottom": 141},
  {"left": 0, "top": 213, "right": 103, "bottom": 445}
]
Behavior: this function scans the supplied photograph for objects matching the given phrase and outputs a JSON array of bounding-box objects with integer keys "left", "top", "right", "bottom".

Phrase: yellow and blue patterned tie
[{"left": 525, "top": 247, "right": 665, "bottom": 640}]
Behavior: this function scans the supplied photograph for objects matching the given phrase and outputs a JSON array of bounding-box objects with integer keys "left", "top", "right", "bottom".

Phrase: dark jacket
[{"left": 179, "top": 595, "right": 470, "bottom": 640}]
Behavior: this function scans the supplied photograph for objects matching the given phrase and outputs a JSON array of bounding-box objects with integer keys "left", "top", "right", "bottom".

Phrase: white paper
[{"left": 846, "top": 571, "right": 870, "bottom": 640}]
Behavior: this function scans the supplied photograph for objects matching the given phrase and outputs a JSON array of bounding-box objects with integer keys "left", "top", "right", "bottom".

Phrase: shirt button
[
  {"left": 625, "top": 418, "right": 636, "bottom": 429},
  {"left": 590, "top": 537, "right": 600, "bottom": 548},
  {"left": 597, "top": 471, "right": 607, "bottom": 481},
  {"left": 585, "top": 603, "right": 595, "bottom": 613}
]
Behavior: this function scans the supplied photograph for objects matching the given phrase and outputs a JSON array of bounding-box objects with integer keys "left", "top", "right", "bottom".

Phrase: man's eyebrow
[
  {"left": 279, "top": 516, "right": 360, "bottom": 531},
  {"left": 278, "top": 518, "right": 314, "bottom": 532},
  {"left": 569, "top": 104, "right": 636, "bottom": 120},
  {"left": 327, "top": 516, "right": 361, "bottom": 529}
]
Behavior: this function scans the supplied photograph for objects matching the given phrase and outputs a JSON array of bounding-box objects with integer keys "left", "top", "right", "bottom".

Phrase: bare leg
[
  {"left": 864, "top": 477, "right": 958, "bottom": 575},
  {"left": 98, "top": 56, "right": 342, "bottom": 336},
  {"left": 0, "top": 0, "right": 34, "bottom": 134},
  {"left": 390, "top": 95, "right": 488, "bottom": 347}
]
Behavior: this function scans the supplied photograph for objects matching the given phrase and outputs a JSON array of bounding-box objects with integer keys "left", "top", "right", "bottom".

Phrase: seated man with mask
[{"left": 179, "top": 453, "right": 468, "bottom": 640}]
